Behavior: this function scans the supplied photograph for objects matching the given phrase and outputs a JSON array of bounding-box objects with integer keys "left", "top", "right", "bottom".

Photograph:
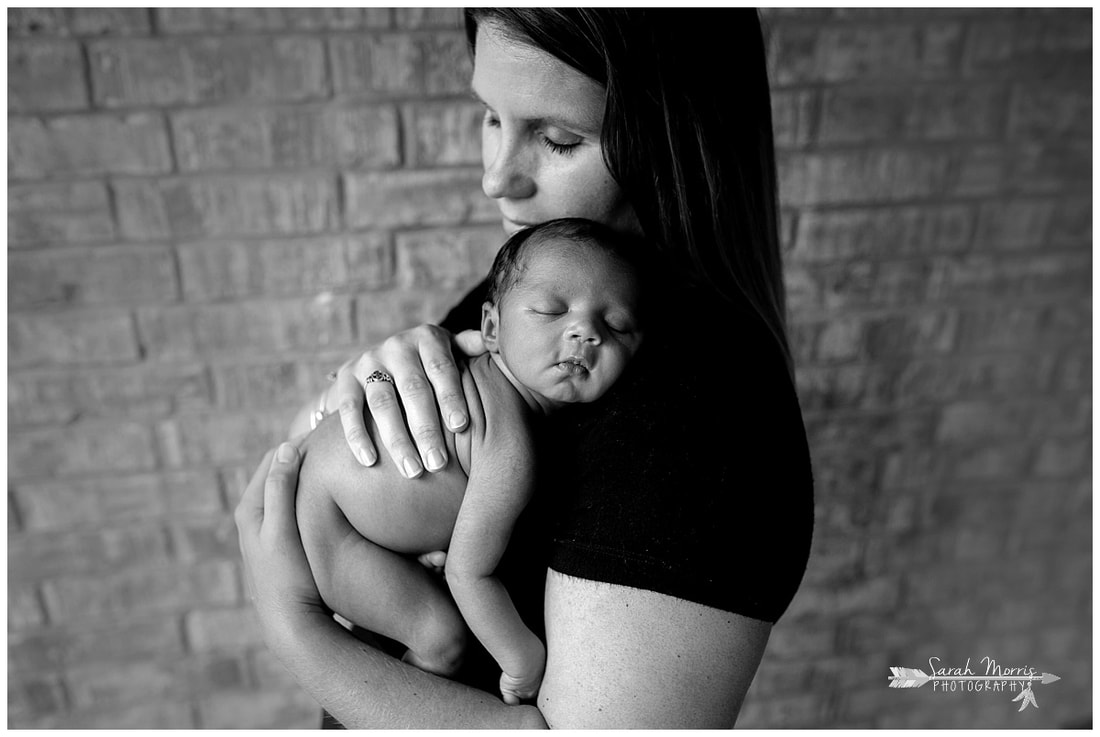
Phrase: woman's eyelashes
[{"left": 481, "top": 109, "right": 581, "bottom": 157}]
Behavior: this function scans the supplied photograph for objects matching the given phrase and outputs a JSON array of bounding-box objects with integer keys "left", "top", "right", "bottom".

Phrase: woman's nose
[{"left": 482, "top": 134, "right": 535, "bottom": 201}]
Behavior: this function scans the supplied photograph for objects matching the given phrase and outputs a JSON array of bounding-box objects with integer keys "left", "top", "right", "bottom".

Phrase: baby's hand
[{"left": 499, "top": 642, "right": 546, "bottom": 705}]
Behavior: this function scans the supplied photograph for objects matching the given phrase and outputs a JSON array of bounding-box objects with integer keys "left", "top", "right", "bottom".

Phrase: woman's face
[{"left": 471, "top": 22, "right": 640, "bottom": 237}]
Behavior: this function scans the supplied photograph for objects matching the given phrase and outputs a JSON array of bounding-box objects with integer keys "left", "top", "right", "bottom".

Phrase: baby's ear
[{"left": 480, "top": 301, "right": 501, "bottom": 352}]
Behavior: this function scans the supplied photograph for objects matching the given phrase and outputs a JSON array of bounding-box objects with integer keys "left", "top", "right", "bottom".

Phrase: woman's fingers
[
  {"left": 453, "top": 328, "right": 487, "bottom": 360},
  {"left": 422, "top": 337, "right": 469, "bottom": 435},
  {"left": 236, "top": 447, "right": 276, "bottom": 530},
  {"left": 365, "top": 375, "right": 424, "bottom": 479},
  {"left": 263, "top": 442, "right": 302, "bottom": 539},
  {"left": 335, "top": 363, "right": 378, "bottom": 467}
]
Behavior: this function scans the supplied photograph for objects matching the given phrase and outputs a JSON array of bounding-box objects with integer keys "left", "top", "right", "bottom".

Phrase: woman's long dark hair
[{"left": 465, "top": 9, "right": 793, "bottom": 380}]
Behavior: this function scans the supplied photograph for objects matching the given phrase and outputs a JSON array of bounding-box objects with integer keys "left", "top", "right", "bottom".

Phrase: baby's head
[{"left": 481, "top": 218, "right": 648, "bottom": 410}]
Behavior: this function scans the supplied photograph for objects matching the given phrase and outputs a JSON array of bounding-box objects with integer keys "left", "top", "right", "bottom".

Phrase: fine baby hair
[{"left": 485, "top": 217, "right": 654, "bottom": 309}]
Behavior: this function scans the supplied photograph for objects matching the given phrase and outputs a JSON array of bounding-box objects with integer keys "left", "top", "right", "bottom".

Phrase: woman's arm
[
  {"left": 537, "top": 570, "right": 771, "bottom": 728},
  {"left": 235, "top": 440, "right": 545, "bottom": 729}
]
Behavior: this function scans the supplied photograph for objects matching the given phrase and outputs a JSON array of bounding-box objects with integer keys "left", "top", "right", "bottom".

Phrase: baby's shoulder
[{"left": 465, "top": 354, "right": 534, "bottom": 457}]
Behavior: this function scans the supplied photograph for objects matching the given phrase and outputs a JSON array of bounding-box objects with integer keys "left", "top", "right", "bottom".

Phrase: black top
[{"left": 440, "top": 279, "right": 813, "bottom": 637}]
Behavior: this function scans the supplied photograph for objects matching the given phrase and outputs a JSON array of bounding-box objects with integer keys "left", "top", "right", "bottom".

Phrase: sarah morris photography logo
[{"left": 888, "top": 657, "right": 1061, "bottom": 712}]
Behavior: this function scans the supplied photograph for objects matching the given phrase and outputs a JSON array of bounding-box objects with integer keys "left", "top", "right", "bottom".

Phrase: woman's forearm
[{"left": 268, "top": 611, "right": 547, "bottom": 729}]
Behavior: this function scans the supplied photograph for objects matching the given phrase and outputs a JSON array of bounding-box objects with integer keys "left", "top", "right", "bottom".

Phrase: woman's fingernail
[
  {"left": 357, "top": 447, "right": 376, "bottom": 466},
  {"left": 449, "top": 412, "right": 467, "bottom": 431},
  {"left": 426, "top": 449, "right": 446, "bottom": 472},
  {"left": 402, "top": 458, "right": 422, "bottom": 479},
  {"left": 276, "top": 443, "right": 296, "bottom": 462}
]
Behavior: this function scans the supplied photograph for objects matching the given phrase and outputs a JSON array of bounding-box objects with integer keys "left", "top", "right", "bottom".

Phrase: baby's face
[{"left": 486, "top": 241, "right": 643, "bottom": 407}]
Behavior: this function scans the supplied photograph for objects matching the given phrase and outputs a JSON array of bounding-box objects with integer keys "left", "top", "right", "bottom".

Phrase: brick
[
  {"left": 949, "top": 143, "right": 1011, "bottom": 197},
  {"left": 795, "top": 364, "right": 896, "bottom": 413},
  {"left": 115, "top": 174, "right": 338, "bottom": 240},
  {"left": 71, "top": 8, "right": 152, "bottom": 35},
  {"left": 250, "top": 649, "right": 302, "bottom": 689},
  {"left": 9, "top": 311, "right": 140, "bottom": 367},
  {"left": 65, "top": 653, "right": 248, "bottom": 709},
  {"left": 90, "top": 37, "right": 327, "bottom": 108},
  {"left": 177, "top": 234, "right": 393, "bottom": 300},
  {"left": 864, "top": 310, "right": 957, "bottom": 358},
  {"left": 331, "top": 33, "right": 419, "bottom": 96},
  {"left": 200, "top": 687, "right": 321, "bottom": 729},
  {"left": 8, "top": 675, "right": 68, "bottom": 720},
  {"left": 345, "top": 169, "right": 497, "bottom": 228},
  {"left": 405, "top": 100, "right": 483, "bottom": 166},
  {"left": 169, "top": 516, "right": 240, "bottom": 561},
  {"left": 1048, "top": 197, "right": 1091, "bottom": 247},
  {"left": 212, "top": 358, "right": 341, "bottom": 411},
  {"left": 395, "top": 8, "right": 464, "bottom": 29},
  {"left": 9, "top": 364, "right": 212, "bottom": 426},
  {"left": 906, "top": 84, "right": 1007, "bottom": 140},
  {"left": 964, "top": 17, "right": 1089, "bottom": 79},
  {"left": 1011, "top": 140, "right": 1091, "bottom": 195},
  {"left": 9, "top": 586, "right": 47, "bottom": 630},
  {"left": 931, "top": 253, "right": 1090, "bottom": 301},
  {"left": 817, "top": 82, "right": 1006, "bottom": 146},
  {"left": 935, "top": 400, "right": 1030, "bottom": 443},
  {"left": 791, "top": 205, "right": 973, "bottom": 262},
  {"left": 331, "top": 31, "right": 471, "bottom": 97},
  {"left": 894, "top": 355, "right": 1046, "bottom": 407},
  {"left": 42, "top": 560, "right": 239, "bottom": 620},
  {"left": 12, "top": 470, "right": 222, "bottom": 530},
  {"left": 1032, "top": 438, "right": 1090, "bottom": 478},
  {"left": 773, "top": 22, "right": 964, "bottom": 85},
  {"left": 422, "top": 32, "right": 473, "bottom": 95},
  {"left": 355, "top": 287, "right": 479, "bottom": 344},
  {"left": 138, "top": 297, "right": 355, "bottom": 360},
  {"left": 395, "top": 225, "right": 502, "bottom": 288},
  {"left": 9, "top": 246, "right": 178, "bottom": 308},
  {"left": 973, "top": 198, "right": 1055, "bottom": 249},
  {"left": 8, "top": 421, "right": 157, "bottom": 479},
  {"left": 8, "top": 8, "right": 68, "bottom": 36},
  {"left": 9, "top": 113, "right": 171, "bottom": 179},
  {"left": 8, "top": 181, "right": 116, "bottom": 247},
  {"left": 814, "top": 317, "right": 864, "bottom": 362},
  {"left": 736, "top": 692, "right": 827, "bottom": 728},
  {"left": 9, "top": 616, "right": 185, "bottom": 671},
  {"left": 157, "top": 7, "right": 373, "bottom": 32},
  {"left": 9, "top": 524, "right": 169, "bottom": 581},
  {"left": 9, "top": 40, "right": 88, "bottom": 111},
  {"left": 1007, "top": 83, "right": 1091, "bottom": 139},
  {"left": 777, "top": 149, "right": 954, "bottom": 207},
  {"left": 770, "top": 89, "right": 818, "bottom": 149},
  {"left": 955, "top": 303, "right": 1086, "bottom": 352},
  {"left": 156, "top": 411, "right": 293, "bottom": 467},
  {"left": 804, "top": 409, "right": 937, "bottom": 452},
  {"left": 172, "top": 104, "right": 400, "bottom": 171},
  {"left": 31, "top": 700, "right": 196, "bottom": 729},
  {"left": 185, "top": 607, "right": 265, "bottom": 651}
]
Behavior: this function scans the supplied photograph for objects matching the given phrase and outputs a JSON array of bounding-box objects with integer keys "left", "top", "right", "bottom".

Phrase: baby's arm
[{"left": 444, "top": 431, "right": 544, "bottom": 705}]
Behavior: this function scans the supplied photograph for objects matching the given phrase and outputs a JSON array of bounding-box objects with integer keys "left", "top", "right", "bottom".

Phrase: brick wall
[{"left": 7, "top": 7, "right": 1091, "bottom": 729}]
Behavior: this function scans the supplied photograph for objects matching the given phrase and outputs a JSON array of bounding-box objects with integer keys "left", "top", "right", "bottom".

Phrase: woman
[{"left": 237, "top": 9, "right": 813, "bottom": 728}]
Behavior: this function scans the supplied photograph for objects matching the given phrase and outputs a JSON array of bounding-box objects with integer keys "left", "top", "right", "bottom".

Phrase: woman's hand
[
  {"left": 326, "top": 326, "right": 486, "bottom": 478},
  {"left": 235, "top": 439, "right": 327, "bottom": 640}
]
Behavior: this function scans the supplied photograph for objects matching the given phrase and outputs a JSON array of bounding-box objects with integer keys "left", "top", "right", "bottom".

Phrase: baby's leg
[
  {"left": 296, "top": 416, "right": 467, "bottom": 675},
  {"left": 301, "top": 493, "right": 466, "bottom": 675}
]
